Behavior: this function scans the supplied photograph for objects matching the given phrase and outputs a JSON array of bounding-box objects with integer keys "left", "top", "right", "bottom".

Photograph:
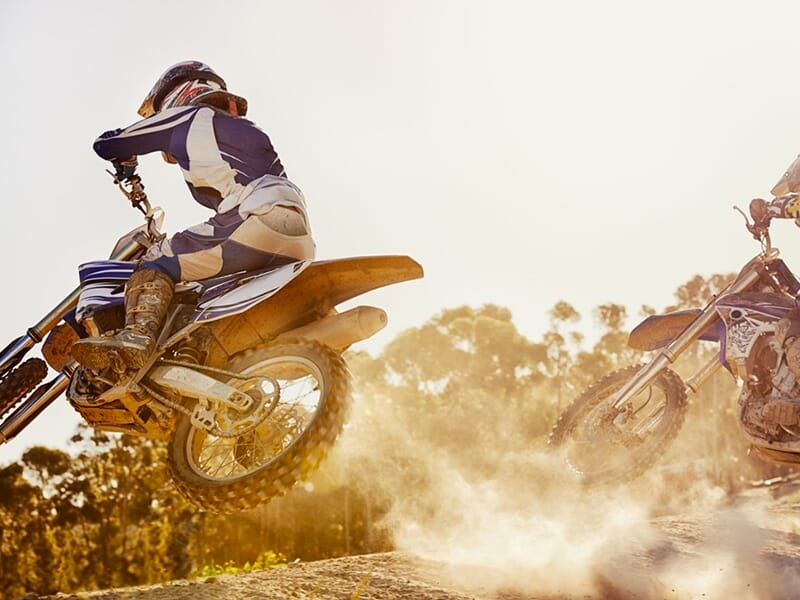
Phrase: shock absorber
[
  {"left": 173, "top": 344, "right": 203, "bottom": 365},
  {"left": 172, "top": 327, "right": 212, "bottom": 365}
]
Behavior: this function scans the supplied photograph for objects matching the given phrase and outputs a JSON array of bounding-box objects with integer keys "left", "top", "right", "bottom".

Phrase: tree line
[{"left": 0, "top": 273, "right": 789, "bottom": 598}]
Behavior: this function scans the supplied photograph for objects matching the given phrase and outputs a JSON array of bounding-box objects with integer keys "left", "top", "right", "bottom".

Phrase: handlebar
[
  {"left": 107, "top": 169, "right": 151, "bottom": 215},
  {"left": 106, "top": 169, "right": 165, "bottom": 246},
  {"left": 733, "top": 200, "right": 772, "bottom": 249},
  {"left": 739, "top": 193, "right": 800, "bottom": 247}
]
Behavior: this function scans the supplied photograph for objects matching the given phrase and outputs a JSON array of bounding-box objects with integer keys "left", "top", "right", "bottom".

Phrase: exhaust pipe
[{"left": 277, "top": 305, "right": 387, "bottom": 350}]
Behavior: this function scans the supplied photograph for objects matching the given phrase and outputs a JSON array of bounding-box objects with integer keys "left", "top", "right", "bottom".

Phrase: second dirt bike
[
  {"left": 0, "top": 174, "right": 423, "bottom": 512},
  {"left": 549, "top": 157, "right": 800, "bottom": 484}
]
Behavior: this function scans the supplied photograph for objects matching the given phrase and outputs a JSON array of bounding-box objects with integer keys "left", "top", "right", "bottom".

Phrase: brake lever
[
  {"left": 734, "top": 204, "right": 750, "bottom": 225},
  {"left": 734, "top": 205, "right": 770, "bottom": 247}
]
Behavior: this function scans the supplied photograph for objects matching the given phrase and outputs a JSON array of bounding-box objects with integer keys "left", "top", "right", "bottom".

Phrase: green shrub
[{"left": 193, "top": 550, "right": 288, "bottom": 578}]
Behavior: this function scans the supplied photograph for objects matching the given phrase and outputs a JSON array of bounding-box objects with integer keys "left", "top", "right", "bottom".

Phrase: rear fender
[{"left": 205, "top": 255, "right": 423, "bottom": 363}]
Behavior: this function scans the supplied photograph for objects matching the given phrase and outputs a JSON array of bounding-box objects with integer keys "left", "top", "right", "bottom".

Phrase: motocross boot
[
  {"left": 775, "top": 312, "right": 800, "bottom": 379},
  {"left": 71, "top": 269, "right": 175, "bottom": 372},
  {"left": 762, "top": 313, "right": 800, "bottom": 427}
]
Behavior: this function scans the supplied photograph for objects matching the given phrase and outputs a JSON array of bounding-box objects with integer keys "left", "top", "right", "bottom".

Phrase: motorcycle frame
[
  {"left": 611, "top": 248, "right": 780, "bottom": 414},
  {"left": 0, "top": 236, "right": 148, "bottom": 444},
  {"left": 0, "top": 183, "right": 424, "bottom": 444}
]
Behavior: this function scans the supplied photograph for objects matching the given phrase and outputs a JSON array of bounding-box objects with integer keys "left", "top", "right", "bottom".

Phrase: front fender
[{"left": 628, "top": 309, "right": 721, "bottom": 351}]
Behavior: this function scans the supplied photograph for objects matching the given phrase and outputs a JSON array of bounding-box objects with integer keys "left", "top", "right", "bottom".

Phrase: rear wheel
[
  {"left": 548, "top": 364, "right": 687, "bottom": 485},
  {"left": 167, "top": 339, "right": 349, "bottom": 513}
]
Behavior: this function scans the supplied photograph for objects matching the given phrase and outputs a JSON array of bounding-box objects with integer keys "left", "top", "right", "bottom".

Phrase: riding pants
[{"left": 140, "top": 204, "right": 315, "bottom": 282}]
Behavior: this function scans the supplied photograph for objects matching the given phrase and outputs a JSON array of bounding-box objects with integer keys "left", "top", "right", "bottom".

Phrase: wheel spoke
[
  {"left": 549, "top": 364, "right": 687, "bottom": 484},
  {"left": 185, "top": 354, "right": 325, "bottom": 480},
  {"left": 168, "top": 340, "right": 351, "bottom": 512}
]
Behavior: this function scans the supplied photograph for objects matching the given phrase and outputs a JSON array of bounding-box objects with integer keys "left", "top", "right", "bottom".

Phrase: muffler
[{"left": 277, "top": 305, "right": 387, "bottom": 350}]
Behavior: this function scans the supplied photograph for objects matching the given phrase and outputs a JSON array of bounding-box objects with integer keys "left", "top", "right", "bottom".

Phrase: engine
[{"left": 739, "top": 333, "right": 800, "bottom": 447}]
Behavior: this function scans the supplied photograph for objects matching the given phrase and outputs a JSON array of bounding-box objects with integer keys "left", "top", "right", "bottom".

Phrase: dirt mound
[
  {"left": 26, "top": 553, "right": 481, "bottom": 600},
  {"left": 23, "top": 489, "right": 800, "bottom": 600}
]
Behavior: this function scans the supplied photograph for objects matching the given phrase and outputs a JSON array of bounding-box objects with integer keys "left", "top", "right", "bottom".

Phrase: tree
[
  {"left": 540, "top": 301, "right": 582, "bottom": 410},
  {"left": 0, "top": 275, "right": 783, "bottom": 595}
]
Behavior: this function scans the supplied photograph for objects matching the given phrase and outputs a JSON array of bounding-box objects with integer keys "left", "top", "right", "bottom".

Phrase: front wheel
[
  {"left": 167, "top": 339, "right": 350, "bottom": 513},
  {"left": 548, "top": 364, "right": 688, "bottom": 485},
  {"left": 0, "top": 358, "right": 48, "bottom": 418}
]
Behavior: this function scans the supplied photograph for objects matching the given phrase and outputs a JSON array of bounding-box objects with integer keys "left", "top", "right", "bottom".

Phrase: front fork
[
  {"left": 0, "top": 237, "right": 147, "bottom": 445},
  {"left": 610, "top": 264, "right": 762, "bottom": 420}
]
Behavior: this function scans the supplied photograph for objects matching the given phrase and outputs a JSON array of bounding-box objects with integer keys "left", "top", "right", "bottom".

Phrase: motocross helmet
[
  {"left": 137, "top": 60, "right": 248, "bottom": 118},
  {"left": 772, "top": 154, "right": 800, "bottom": 196}
]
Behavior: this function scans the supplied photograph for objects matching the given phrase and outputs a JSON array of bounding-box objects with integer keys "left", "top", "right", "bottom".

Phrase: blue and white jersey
[{"left": 93, "top": 106, "right": 292, "bottom": 214}]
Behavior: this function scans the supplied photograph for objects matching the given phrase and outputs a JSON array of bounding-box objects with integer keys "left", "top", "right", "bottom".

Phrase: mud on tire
[
  {"left": 548, "top": 364, "right": 687, "bottom": 486},
  {"left": 167, "top": 339, "right": 350, "bottom": 513},
  {"left": 0, "top": 358, "right": 48, "bottom": 418}
]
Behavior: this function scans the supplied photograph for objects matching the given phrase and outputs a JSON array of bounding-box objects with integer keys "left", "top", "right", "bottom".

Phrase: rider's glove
[
  {"left": 749, "top": 198, "right": 772, "bottom": 227},
  {"left": 98, "top": 128, "right": 123, "bottom": 140},
  {"left": 112, "top": 156, "right": 138, "bottom": 182},
  {"left": 747, "top": 198, "right": 773, "bottom": 240}
]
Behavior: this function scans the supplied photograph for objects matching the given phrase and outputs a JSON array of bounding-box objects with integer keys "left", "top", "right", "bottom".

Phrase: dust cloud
[{"left": 332, "top": 387, "right": 800, "bottom": 600}]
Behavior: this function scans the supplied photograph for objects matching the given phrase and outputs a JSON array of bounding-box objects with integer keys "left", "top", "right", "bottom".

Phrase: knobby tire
[
  {"left": 0, "top": 358, "right": 48, "bottom": 418},
  {"left": 548, "top": 364, "right": 688, "bottom": 485},
  {"left": 167, "top": 339, "right": 350, "bottom": 513}
]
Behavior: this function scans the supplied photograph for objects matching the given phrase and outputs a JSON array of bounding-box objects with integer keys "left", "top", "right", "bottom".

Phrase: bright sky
[{"left": 3, "top": 0, "right": 800, "bottom": 462}]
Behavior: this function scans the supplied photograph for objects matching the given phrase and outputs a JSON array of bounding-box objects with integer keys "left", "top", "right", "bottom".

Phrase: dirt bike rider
[
  {"left": 71, "top": 60, "right": 315, "bottom": 372},
  {"left": 750, "top": 162, "right": 800, "bottom": 382}
]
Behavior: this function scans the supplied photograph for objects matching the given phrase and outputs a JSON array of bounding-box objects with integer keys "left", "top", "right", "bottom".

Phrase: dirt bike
[
  {"left": 549, "top": 157, "right": 800, "bottom": 485},
  {"left": 0, "top": 173, "right": 423, "bottom": 512}
]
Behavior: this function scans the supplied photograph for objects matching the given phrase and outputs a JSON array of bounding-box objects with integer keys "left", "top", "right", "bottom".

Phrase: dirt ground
[
  {"left": 24, "top": 484, "right": 800, "bottom": 600},
  {"left": 32, "top": 553, "right": 481, "bottom": 600}
]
